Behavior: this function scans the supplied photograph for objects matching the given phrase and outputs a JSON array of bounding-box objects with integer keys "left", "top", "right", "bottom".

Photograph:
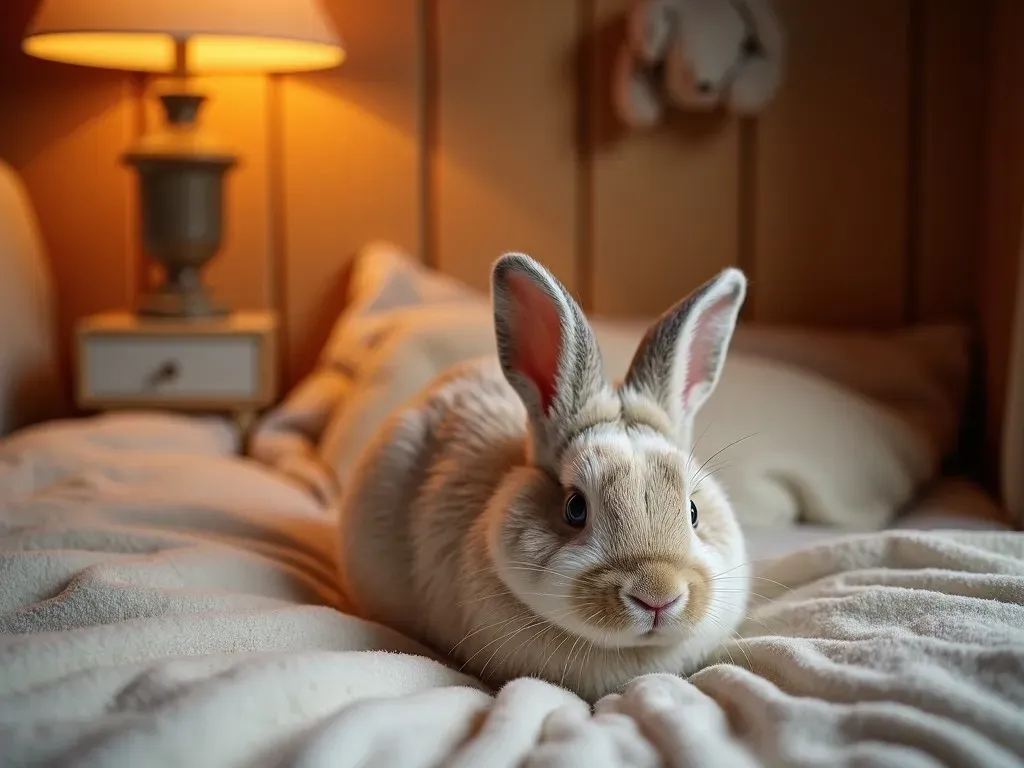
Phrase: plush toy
[{"left": 614, "top": 0, "right": 784, "bottom": 127}]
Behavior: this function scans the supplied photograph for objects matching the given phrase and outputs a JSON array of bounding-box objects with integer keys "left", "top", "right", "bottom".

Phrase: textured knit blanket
[{"left": 1, "top": 414, "right": 1022, "bottom": 767}]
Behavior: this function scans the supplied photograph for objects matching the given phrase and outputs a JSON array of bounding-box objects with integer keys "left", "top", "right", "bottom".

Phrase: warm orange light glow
[{"left": 23, "top": 32, "right": 344, "bottom": 74}]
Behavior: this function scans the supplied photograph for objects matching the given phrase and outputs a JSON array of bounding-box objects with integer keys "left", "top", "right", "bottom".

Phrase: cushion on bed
[
  {"left": 0, "top": 159, "right": 63, "bottom": 437},
  {"left": 252, "top": 242, "right": 972, "bottom": 529}
]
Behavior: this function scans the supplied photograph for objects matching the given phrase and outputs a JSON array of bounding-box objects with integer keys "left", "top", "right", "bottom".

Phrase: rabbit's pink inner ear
[
  {"left": 507, "top": 272, "right": 562, "bottom": 415},
  {"left": 680, "top": 293, "right": 735, "bottom": 411}
]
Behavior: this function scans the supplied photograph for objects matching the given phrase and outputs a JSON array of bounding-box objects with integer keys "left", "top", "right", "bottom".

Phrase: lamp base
[
  {"left": 124, "top": 85, "right": 237, "bottom": 321},
  {"left": 137, "top": 269, "right": 228, "bottom": 319}
]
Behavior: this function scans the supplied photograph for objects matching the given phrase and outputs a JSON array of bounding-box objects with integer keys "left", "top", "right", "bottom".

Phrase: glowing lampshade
[{"left": 22, "top": 0, "right": 345, "bottom": 74}]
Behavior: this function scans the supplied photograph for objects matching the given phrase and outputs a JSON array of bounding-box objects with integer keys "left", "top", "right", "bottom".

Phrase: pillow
[
  {"left": 0, "top": 160, "right": 63, "bottom": 437},
  {"left": 303, "top": 243, "right": 969, "bottom": 529},
  {"left": 319, "top": 241, "right": 483, "bottom": 378},
  {"left": 250, "top": 242, "right": 483, "bottom": 500}
]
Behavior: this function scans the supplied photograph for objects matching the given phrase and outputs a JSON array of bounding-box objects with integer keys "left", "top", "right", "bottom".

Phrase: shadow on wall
[
  {"left": 278, "top": 70, "right": 421, "bottom": 385},
  {"left": 0, "top": 0, "right": 131, "bottom": 168}
]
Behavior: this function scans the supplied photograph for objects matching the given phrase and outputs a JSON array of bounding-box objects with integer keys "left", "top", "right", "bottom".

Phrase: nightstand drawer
[
  {"left": 81, "top": 336, "right": 260, "bottom": 400},
  {"left": 76, "top": 311, "right": 278, "bottom": 414}
]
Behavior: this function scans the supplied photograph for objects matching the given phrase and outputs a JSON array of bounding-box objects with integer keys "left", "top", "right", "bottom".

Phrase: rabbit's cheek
[{"left": 486, "top": 475, "right": 565, "bottom": 569}]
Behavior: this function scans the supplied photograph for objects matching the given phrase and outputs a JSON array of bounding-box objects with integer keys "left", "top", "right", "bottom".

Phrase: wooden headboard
[{"left": 0, "top": 0, "right": 1020, "bottom": 475}]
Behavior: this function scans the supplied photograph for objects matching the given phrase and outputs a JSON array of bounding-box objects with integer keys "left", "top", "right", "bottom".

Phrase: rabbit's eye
[
  {"left": 689, "top": 499, "right": 699, "bottom": 528},
  {"left": 564, "top": 489, "right": 588, "bottom": 529}
]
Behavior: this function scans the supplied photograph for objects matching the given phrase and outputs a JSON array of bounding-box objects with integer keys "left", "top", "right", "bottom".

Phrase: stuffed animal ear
[
  {"left": 727, "top": 57, "right": 780, "bottom": 115},
  {"left": 614, "top": 0, "right": 679, "bottom": 128},
  {"left": 614, "top": 45, "right": 665, "bottom": 128},
  {"left": 628, "top": 0, "right": 678, "bottom": 63},
  {"left": 724, "top": 0, "right": 785, "bottom": 116},
  {"left": 623, "top": 268, "right": 746, "bottom": 433}
]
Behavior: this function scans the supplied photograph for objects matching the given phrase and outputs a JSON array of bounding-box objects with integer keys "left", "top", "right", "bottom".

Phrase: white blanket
[{"left": 1, "top": 414, "right": 1022, "bottom": 767}]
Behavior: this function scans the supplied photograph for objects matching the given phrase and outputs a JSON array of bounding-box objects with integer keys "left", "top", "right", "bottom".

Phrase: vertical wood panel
[
  {"left": 915, "top": 0, "right": 988, "bottom": 323},
  {"left": 0, "top": 0, "right": 136, "bottom": 404},
  {"left": 752, "top": 0, "right": 911, "bottom": 326},
  {"left": 981, "top": 0, "right": 1024, "bottom": 490},
  {"left": 143, "top": 76, "right": 273, "bottom": 312},
  {"left": 434, "top": 0, "right": 579, "bottom": 294},
  {"left": 280, "top": 0, "right": 422, "bottom": 385},
  {"left": 589, "top": 0, "right": 740, "bottom": 317}
]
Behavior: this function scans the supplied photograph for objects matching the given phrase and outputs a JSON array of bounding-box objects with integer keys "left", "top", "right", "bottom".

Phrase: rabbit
[{"left": 337, "top": 252, "right": 750, "bottom": 703}]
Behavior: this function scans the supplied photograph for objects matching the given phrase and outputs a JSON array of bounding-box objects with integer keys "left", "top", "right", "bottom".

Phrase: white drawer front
[{"left": 83, "top": 336, "right": 260, "bottom": 400}]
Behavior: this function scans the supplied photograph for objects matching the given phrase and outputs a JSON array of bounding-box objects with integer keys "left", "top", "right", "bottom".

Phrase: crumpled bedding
[{"left": 0, "top": 413, "right": 1022, "bottom": 767}]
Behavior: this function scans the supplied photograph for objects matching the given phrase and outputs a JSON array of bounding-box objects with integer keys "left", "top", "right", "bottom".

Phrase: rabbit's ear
[
  {"left": 492, "top": 253, "right": 607, "bottom": 462},
  {"left": 624, "top": 267, "right": 746, "bottom": 432}
]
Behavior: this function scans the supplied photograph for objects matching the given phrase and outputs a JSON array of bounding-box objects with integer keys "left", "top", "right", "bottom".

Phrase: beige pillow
[
  {"left": 318, "top": 298, "right": 959, "bottom": 529},
  {"left": 257, "top": 242, "right": 968, "bottom": 528},
  {"left": 0, "top": 160, "right": 63, "bottom": 436}
]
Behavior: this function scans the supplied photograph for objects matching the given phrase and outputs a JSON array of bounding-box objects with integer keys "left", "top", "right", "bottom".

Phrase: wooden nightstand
[{"left": 75, "top": 311, "right": 279, "bottom": 437}]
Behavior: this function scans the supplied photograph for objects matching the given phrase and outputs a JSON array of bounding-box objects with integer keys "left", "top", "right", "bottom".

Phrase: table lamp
[{"left": 22, "top": 0, "right": 345, "bottom": 318}]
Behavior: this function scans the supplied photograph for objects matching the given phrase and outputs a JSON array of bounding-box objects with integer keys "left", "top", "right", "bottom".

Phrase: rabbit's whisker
[
  {"left": 473, "top": 562, "right": 602, "bottom": 591},
  {"left": 459, "top": 606, "right": 578, "bottom": 673},
  {"left": 463, "top": 563, "right": 572, "bottom": 585},
  {"left": 698, "top": 611, "right": 755, "bottom": 671},
  {"left": 703, "top": 615, "right": 755, "bottom": 672},
  {"left": 478, "top": 615, "right": 556, "bottom": 679},
  {"left": 703, "top": 596, "right": 793, "bottom": 635},
  {"left": 685, "top": 421, "right": 715, "bottom": 479},
  {"left": 705, "top": 617, "right": 739, "bottom": 668},
  {"left": 709, "top": 574, "right": 791, "bottom": 592},
  {"left": 532, "top": 623, "right": 570, "bottom": 677},
  {"left": 693, "top": 460, "right": 736, "bottom": 489},
  {"left": 707, "top": 587, "right": 780, "bottom": 604},
  {"left": 450, "top": 608, "right": 539, "bottom": 654},
  {"left": 707, "top": 558, "right": 790, "bottom": 582},
  {"left": 454, "top": 597, "right": 590, "bottom": 652},
  {"left": 458, "top": 590, "right": 571, "bottom": 607},
  {"left": 693, "top": 433, "right": 760, "bottom": 478},
  {"left": 560, "top": 635, "right": 586, "bottom": 688},
  {"left": 540, "top": 625, "right": 579, "bottom": 683},
  {"left": 577, "top": 615, "right": 614, "bottom": 693},
  {"left": 688, "top": 432, "right": 759, "bottom": 488},
  {"left": 504, "top": 561, "right": 582, "bottom": 580},
  {"left": 494, "top": 619, "right": 554, "bottom": 677},
  {"left": 559, "top": 609, "right": 601, "bottom": 687}
]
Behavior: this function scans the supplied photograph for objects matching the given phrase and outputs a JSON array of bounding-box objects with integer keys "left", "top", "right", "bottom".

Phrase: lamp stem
[
  {"left": 160, "top": 93, "right": 206, "bottom": 127},
  {"left": 161, "top": 38, "right": 201, "bottom": 127},
  {"left": 173, "top": 38, "right": 188, "bottom": 78}
]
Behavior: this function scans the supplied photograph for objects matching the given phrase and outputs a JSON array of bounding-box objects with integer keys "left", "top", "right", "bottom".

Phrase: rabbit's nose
[
  {"left": 625, "top": 593, "right": 681, "bottom": 612},
  {"left": 623, "top": 589, "right": 686, "bottom": 628},
  {"left": 621, "top": 562, "right": 690, "bottom": 627}
]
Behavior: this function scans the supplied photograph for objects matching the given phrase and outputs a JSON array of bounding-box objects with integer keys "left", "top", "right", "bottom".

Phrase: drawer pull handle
[{"left": 147, "top": 360, "right": 180, "bottom": 388}]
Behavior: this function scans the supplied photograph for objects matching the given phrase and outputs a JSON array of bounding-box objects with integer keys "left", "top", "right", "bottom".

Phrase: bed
[
  {"left": 1, "top": 225, "right": 1022, "bottom": 765},
  {"left": 3, "top": 1, "right": 1024, "bottom": 764},
  {"left": 0, "top": 412, "right": 1022, "bottom": 767}
]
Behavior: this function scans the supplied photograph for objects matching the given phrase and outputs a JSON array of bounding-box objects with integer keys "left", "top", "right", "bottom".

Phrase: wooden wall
[
  {"left": 980, "top": 0, "right": 1024, "bottom": 486},
  {"left": 0, "top": 0, "right": 1002, "bottom": 396}
]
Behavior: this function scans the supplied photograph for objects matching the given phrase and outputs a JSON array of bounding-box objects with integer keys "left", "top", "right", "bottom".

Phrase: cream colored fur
[{"left": 337, "top": 253, "right": 750, "bottom": 702}]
